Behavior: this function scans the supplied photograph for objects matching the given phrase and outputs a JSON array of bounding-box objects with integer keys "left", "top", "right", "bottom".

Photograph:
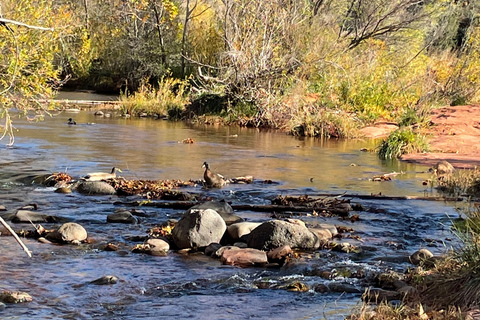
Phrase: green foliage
[{"left": 377, "top": 128, "right": 429, "bottom": 159}]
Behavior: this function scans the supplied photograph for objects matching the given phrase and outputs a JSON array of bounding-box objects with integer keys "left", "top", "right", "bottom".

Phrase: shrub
[{"left": 377, "top": 128, "right": 429, "bottom": 159}]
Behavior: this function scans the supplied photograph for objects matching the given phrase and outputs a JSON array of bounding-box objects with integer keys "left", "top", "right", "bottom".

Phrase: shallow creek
[{"left": 0, "top": 109, "right": 462, "bottom": 319}]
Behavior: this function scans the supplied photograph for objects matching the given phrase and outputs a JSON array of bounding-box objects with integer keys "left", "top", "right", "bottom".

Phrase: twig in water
[{"left": 0, "top": 216, "right": 32, "bottom": 257}]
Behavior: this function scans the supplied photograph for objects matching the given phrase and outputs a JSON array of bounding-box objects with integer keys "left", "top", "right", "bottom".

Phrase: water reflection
[{"left": 7, "top": 111, "right": 430, "bottom": 196}]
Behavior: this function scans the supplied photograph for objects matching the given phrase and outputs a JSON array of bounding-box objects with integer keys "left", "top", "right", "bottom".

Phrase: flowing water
[{"left": 0, "top": 104, "right": 463, "bottom": 319}]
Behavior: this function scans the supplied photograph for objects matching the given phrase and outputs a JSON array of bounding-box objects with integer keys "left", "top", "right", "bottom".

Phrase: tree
[{"left": 0, "top": 0, "right": 75, "bottom": 144}]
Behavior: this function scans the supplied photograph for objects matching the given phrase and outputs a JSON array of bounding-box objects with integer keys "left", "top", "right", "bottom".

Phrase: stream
[{"left": 0, "top": 105, "right": 463, "bottom": 319}]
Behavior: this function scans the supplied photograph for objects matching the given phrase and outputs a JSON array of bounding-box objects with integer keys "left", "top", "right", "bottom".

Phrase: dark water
[{"left": 0, "top": 108, "right": 462, "bottom": 319}]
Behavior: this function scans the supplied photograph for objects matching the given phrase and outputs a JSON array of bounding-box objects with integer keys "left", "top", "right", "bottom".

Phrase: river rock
[
  {"left": 267, "top": 245, "right": 293, "bottom": 265},
  {"left": 107, "top": 210, "right": 137, "bottom": 224},
  {"left": 0, "top": 291, "right": 32, "bottom": 303},
  {"left": 55, "top": 187, "right": 72, "bottom": 194},
  {"left": 317, "top": 223, "right": 338, "bottom": 237},
  {"left": 46, "top": 222, "right": 88, "bottom": 243},
  {"left": 89, "top": 275, "right": 118, "bottom": 285},
  {"left": 409, "top": 248, "right": 434, "bottom": 266},
  {"left": 11, "top": 210, "right": 48, "bottom": 223},
  {"left": 0, "top": 302, "right": 5, "bottom": 310},
  {"left": 75, "top": 181, "right": 116, "bottom": 195},
  {"left": 309, "top": 227, "right": 333, "bottom": 241},
  {"left": 205, "top": 243, "right": 223, "bottom": 256},
  {"left": 219, "top": 247, "right": 268, "bottom": 267},
  {"left": 247, "top": 220, "right": 320, "bottom": 250},
  {"left": 172, "top": 208, "right": 227, "bottom": 249},
  {"left": 145, "top": 238, "right": 170, "bottom": 255},
  {"left": 189, "top": 201, "right": 243, "bottom": 225},
  {"left": 227, "top": 222, "right": 261, "bottom": 241}
]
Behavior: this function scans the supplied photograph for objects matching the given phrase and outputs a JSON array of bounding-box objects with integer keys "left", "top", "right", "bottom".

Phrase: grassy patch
[
  {"left": 377, "top": 128, "right": 429, "bottom": 159},
  {"left": 118, "top": 77, "right": 190, "bottom": 118}
]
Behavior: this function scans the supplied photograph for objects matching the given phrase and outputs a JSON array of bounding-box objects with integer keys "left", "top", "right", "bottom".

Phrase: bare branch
[{"left": 0, "top": 17, "right": 53, "bottom": 31}]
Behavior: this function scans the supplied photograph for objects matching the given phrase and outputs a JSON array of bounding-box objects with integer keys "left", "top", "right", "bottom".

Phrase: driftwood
[{"left": 0, "top": 217, "right": 32, "bottom": 257}]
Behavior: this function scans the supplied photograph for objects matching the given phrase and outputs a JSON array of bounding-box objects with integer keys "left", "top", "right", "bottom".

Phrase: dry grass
[{"left": 437, "top": 168, "right": 480, "bottom": 198}]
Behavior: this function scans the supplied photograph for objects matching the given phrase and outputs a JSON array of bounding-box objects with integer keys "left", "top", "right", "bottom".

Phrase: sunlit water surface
[{"left": 0, "top": 108, "right": 462, "bottom": 320}]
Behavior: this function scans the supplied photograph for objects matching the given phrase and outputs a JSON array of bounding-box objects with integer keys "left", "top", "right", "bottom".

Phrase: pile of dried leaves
[{"left": 106, "top": 177, "right": 196, "bottom": 200}]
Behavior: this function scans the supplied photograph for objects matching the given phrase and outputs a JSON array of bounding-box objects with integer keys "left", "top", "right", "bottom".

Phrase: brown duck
[{"left": 203, "top": 162, "right": 226, "bottom": 188}]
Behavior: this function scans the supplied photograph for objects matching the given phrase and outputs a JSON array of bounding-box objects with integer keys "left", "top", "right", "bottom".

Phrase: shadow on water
[{"left": 0, "top": 109, "right": 462, "bottom": 319}]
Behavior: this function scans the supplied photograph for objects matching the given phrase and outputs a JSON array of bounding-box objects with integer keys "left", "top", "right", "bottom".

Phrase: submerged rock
[
  {"left": 89, "top": 275, "right": 118, "bottom": 285},
  {"left": 107, "top": 210, "right": 138, "bottom": 224},
  {"left": 172, "top": 208, "right": 227, "bottom": 249},
  {"left": 247, "top": 220, "right": 320, "bottom": 251},
  {"left": 46, "top": 222, "right": 88, "bottom": 243}
]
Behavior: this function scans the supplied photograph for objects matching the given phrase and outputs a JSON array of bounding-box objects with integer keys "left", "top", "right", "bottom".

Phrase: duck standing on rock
[
  {"left": 82, "top": 167, "right": 121, "bottom": 181},
  {"left": 203, "top": 162, "right": 226, "bottom": 188}
]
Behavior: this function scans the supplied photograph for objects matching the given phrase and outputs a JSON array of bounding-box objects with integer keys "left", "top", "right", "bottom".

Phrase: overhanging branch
[{"left": 0, "top": 17, "right": 53, "bottom": 31}]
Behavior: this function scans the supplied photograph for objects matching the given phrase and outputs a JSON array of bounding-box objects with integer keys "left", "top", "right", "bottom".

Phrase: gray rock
[
  {"left": 107, "top": 211, "right": 137, "bottom": 224},
  {"left": 309, "top": 227, "right": 333, "bottom": 241},
  {"left": 0, "top": 301, "right": 5, "bottom": 310},
  {"left": 205, "top": 243, "right": 223, "bottom": 256},
  {"left": 46, "top": 222, "right": 87, "bottom": 243},
  {"left": 75, "top": 181, "right": 116, "bottom": 195},
  {"left": 317, "top": 223, "right": 338, "bottom": 237},
  {"left": 227, "top": 222, "right": 261, "bottom": 240},
  {"left": 247, "top": 220, "right": 320, "bottom": 250},
  {"left": 145, "top": 238, "right": 170, "bottom": 255},
  {"left": 172, "top": 209, "right": 227, "bottom": 249},
  {"left": 189, "top": 201, "right": 243, "bottom": 225},
  {"left": 11, "top": 210, "right": 47, "bottom": 223}
]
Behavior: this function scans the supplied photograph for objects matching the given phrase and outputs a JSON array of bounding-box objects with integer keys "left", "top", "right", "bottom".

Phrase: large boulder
[
  {"left": 75, "top": 181, "right": 116, "bottom": 195},
  {"left": 172, "top": 209, "right": 227, "bottom": 249},
  {"left": 247, "top": 220, "right": 320, "bottom": 250},
  {"left": 46, "top": 222, "right": 88, "bottom": 243},
  {"left": 189, "top": 201, "right": 243, "bottom": 225}
]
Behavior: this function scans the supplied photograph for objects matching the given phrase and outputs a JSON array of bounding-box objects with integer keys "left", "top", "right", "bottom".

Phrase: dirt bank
[
  {"left": 361, "top": 105, "right": 480, "bottom": 169},
  {"left": 401, "top": 105, "right": 480, "bottom": 169}
]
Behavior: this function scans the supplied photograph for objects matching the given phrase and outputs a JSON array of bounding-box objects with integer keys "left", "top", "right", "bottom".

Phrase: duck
[
  {"left": 67, "top": 118, "right": 77, "bottom": 125},
  {"left": 203, "top": 162, "right": 226, "bottom": 188},
  {"left": 82, "top": 167, "right": 121, "bottom": 181}
]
